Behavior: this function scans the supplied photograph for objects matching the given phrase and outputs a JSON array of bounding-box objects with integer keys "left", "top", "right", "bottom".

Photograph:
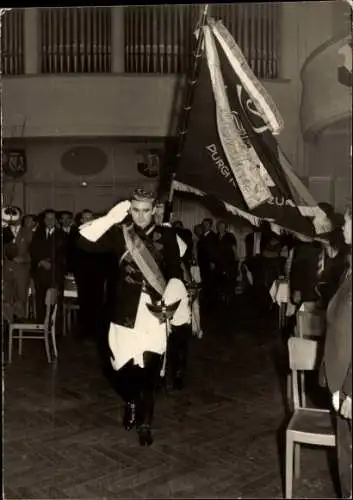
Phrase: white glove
[
  {"left": 162, "top": 278, "right": 190, "bottom": 326},
  {"left": 107, "top": 200, "right": 131, "bottom": 224},
  {"left": 176, "top": 235, "right": 187, "bottom": 258},
  {"left": 333, "top": 391, "right": 340, "bottom": 412},
  {"left": 341, "top": 396, "right": 352, "bottom": 420},
  {"left": 334, "top": 391, "right": 352, "bottom": 420},
  {"left": 80, "top": 200, "right": 130, "bottom": 242}
]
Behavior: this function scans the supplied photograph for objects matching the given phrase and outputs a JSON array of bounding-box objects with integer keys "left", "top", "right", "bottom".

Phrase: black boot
[
  {"left": 123, "top": 401, "right": 136, "bottom": 431},
  {"left": 137, "top": 424, "right": 153, "bottom": 446}
]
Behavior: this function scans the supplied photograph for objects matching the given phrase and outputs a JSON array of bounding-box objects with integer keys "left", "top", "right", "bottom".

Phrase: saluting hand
[{"left": 107, "top": 200, "right": 131, "bottom": 224}]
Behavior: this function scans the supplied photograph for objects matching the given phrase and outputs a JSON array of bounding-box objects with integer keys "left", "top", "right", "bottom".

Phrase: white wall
[{"left": 4, "top": 138, "right": 163, "bottom": 214}]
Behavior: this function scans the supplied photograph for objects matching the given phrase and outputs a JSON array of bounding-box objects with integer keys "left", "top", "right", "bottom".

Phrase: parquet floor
[{"left": 3, "top": 300, "right": 339, "bottom": 499}]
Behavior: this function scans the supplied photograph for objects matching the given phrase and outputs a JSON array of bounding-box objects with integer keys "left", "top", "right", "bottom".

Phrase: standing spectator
[
  {"left": 289, "top": 233, "right": 322, "bottom": 308},
  {"left": 215, "top": 220, "right": 238, "bottom": 305},
  {"left": 321, "top": 204, "right": 352, "bottom": 499},
  {"left": 198, "top": 218, "right": 217, "bottom": 310},
  {"left": 72, "top": 209, "right": 109, "bottom": 342},
  {"left": 2, "top": 206, "right": 28, "bottom": 321},
  {"left": 2, "top": 208, "right": 34, "bottom": 320},
  {"left": 13, "top": 213, "right": 36, "bottom": 319},
  {"left": 30, "top": 209, "right": 67, "bottom": 322},
  {"left": 193, "top": 224, "right": 204, "bottom": 264},
  {"left": 60, "top": 211, "right": 76, "bottom": 274},
  {"left": 60, "top": 210, "right": 74, "bottom": 235}
]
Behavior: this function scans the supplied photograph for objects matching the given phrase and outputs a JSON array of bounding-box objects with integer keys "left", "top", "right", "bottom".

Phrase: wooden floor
[{"left": 3, "top": 300, "right": 339, "bottom": 499}]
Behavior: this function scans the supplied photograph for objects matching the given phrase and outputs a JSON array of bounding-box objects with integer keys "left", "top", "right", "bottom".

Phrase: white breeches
[{"left": 108, "top": 284, "right": 190, "bottom": 371}]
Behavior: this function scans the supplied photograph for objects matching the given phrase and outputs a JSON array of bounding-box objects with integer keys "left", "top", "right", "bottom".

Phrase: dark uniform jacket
[{"left": 77, "top": 222, "right": 182, "bottom": 328}]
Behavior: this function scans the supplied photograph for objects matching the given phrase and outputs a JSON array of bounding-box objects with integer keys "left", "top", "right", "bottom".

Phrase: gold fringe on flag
[
  {"left": 203, "top": 24, "right": 272, "bottom": 210},
  {"left": 208, "top": 18, "right": 284, "bottom": 136}
]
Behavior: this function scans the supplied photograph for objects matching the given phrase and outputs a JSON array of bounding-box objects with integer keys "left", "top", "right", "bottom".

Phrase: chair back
[
  {"left": 296, "top": 303, "right": 325, "bottom": 338},
  {"left": 288, "top": 337, "right": 319, "bottom": 409},
  {"left": 44, "top": 288, "right": 58, "bottom": 332}
]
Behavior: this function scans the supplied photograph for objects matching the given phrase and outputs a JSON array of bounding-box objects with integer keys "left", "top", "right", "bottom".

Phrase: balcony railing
[
  {"left": 0, "top": 9, "right": 24, "bottom": 75},
  {"left": 40, "top": 7, "right": 111, "bottom": 73},
  {"left": 124, "top": 3, "right": 281, "bottom": 79}
]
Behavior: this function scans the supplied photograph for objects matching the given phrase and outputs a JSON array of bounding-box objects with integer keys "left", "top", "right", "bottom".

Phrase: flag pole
[{"left": 163, "top": 4, "right": 209, "bottom": 223}]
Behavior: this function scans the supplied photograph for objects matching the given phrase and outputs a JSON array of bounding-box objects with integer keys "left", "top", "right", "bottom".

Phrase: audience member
[
  {"left": 215, "top": 220, "right": 238, "bottom": 304},
  {"left": 30, "top": 209, "right": 67, "bottom": 322}
]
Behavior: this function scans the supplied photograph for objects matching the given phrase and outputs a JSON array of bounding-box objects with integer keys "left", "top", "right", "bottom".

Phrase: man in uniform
[{"left": 78, "top": 188, "right": 188, "bottom": 446}]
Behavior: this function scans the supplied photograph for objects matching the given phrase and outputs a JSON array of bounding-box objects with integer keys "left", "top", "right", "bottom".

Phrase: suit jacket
[
  {"left": 3, "top": 226, "right": 32, "bottom": 265},
  {"left": 197, "top": 231, "right": 217, "bottom": 278},
  {"left": 77, "top": 222, "right": 182, "bottom": 327},
  {"left": 215, "top": 232, "right": 237, "bottom": 270},
  {"left": 30, "top": 227, "right": 67, "bottom": 286},
  {"left": 289, "top": 241, "right": 322, "bottom": 302},
  {"left": 14, "top": 226, "right": 34, "bottom": 265},
  {"left": 323, "top": 271, "right": 352, "bottom": 397},
  {"left": 63, "top": 226, "right": 80, "bottom": 274}
]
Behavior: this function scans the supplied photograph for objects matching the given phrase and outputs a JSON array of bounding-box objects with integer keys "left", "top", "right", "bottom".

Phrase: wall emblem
[
  {"left": 2, "top": 150, "right": 27, "bottom": 178},
  {"left": 137, "top": 150, "right": 160, "bottom": 178}
]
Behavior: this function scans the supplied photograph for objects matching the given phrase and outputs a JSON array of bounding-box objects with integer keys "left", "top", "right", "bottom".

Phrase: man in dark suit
[
  {"left": 198, "top": 218, "right": 217, "bottom": 310},
  {"left": 60, "top": 210, "right": 76, "bottom": 273},
  {"left": 321, "top": 205, "right": 352, "bottom": 499},
  {"left": 30, "top": 209, "right": 67, "bottom": 322},
  {"left": 214, "top": 220, "right": 238, "bottom": 305},
  {"left": 71, "top": 209, "right": 108, "bottom": 342}
]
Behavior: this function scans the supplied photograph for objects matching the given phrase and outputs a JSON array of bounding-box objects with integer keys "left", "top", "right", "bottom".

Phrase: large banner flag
[{"left": 173, "top": 18, "right": 330, "bottom": 237}]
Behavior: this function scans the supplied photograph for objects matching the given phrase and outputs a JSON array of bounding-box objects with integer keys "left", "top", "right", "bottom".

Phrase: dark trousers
[
  {"left": 167, "top": 323, "right": 192, "bottom": 380},
  {"left": 115, "top": 352, "right": 163, "bottom": 427},
  {"left": 336, "top": 413, "right": 352, "bottom": 498},
  {"left": 200, "top": 269, "right": 217, "bottom": 310},
  {"left": 33, "top": 272, "right": 63, "bottom": 325}
]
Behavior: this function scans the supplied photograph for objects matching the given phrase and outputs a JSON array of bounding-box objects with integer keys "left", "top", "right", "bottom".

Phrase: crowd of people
[{"left": 2, "top": 192, "right": 351, "bottom": 495}]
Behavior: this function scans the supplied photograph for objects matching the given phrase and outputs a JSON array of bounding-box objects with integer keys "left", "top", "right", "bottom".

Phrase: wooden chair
[
  {"left": 9, "top": 288, "right": 58, "bottom": 363},
  {"left": 63, "top": 275, "right": 79, "bottom": 336},
  {"left": 63, "top": 299, "right": 79, "bottom": 336},
  {"left": 296, "top": 302, "right": 325, "bottom": 339},
  {"left": 285, "top": 337, "right": 336, "bottom": 499},
  {"left": 26, "top": 280, "right": 37, "bottom": 319},
  {"left": 291, "top": 302, "right": 326, "bottom": 407}
]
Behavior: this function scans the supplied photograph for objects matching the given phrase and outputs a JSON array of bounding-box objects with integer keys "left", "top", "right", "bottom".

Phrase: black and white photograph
[{"left": 1, "top": 1, "right": 352, "bottom": 498}]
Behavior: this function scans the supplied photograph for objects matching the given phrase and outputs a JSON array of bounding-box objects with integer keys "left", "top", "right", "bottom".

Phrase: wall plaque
[{"left": 2, "top": 149, "right": 27, "bottom": 178}]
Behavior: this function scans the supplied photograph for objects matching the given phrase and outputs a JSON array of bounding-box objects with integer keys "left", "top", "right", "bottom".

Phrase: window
[
  {"left": 124, "top": 4, "right": 281, "bottom": 79},
  {"left": 1, "top": 9, "right": 24, "bottom": 75},
  {"left": 40, "top": 7, "right": 111, "bottom": 73}
]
